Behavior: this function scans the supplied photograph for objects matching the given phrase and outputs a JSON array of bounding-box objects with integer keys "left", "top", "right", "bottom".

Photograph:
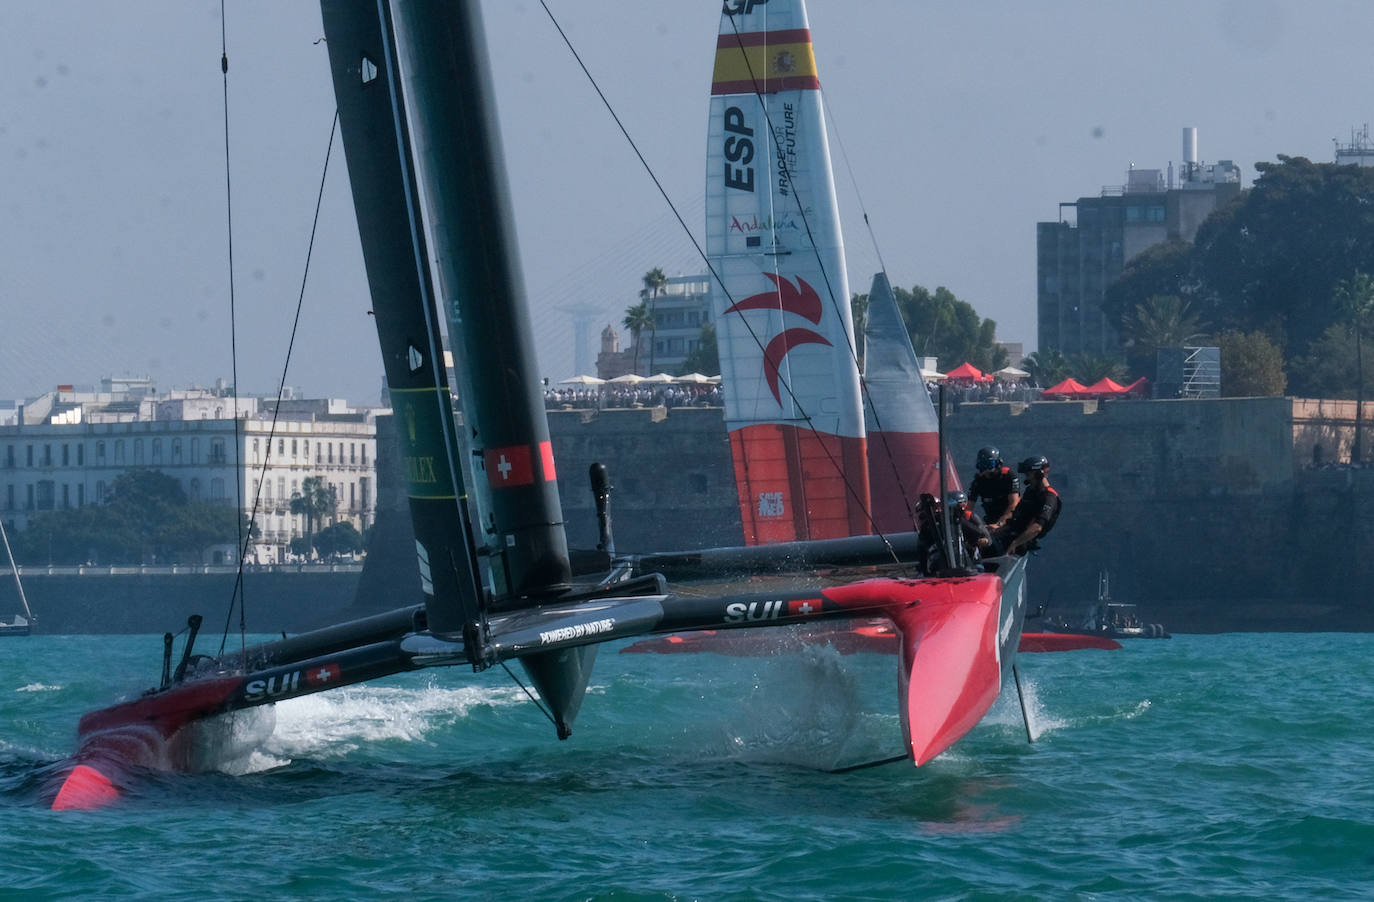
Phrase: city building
[
  {"left": 597, "top": 273, "right": 714, "bottom": 379},
  {"left": 1037, "top": 128, "right": 1242, "bottom": 357},
  {"left": 0, "top": 382, "right": 377, "bottom": 563}
]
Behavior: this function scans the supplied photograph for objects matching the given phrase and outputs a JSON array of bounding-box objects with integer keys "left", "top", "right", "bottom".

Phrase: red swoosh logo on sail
[
  {"left": 723, "top": 273, "right": 823, "bottom": 325},
  {"left": 763, "top": 328, "right": 832, "bottom": 403}
]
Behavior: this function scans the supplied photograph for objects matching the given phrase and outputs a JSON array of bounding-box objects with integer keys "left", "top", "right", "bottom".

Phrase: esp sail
[{"left": 706, "top": 0, "right": 870, "bottom": 545}]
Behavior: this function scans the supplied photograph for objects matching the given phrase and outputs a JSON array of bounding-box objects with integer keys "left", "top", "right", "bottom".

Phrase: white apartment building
[{"left": 0, "top": 385, "right": 377, "bottom": 563}]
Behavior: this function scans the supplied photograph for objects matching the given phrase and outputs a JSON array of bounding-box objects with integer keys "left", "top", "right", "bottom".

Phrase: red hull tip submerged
[
  {"left": 1018, "top": 632, "right": 1122, "bottom": 653},
  {"left": 50, "top": 764, "right": 120, "bottom": 811}
]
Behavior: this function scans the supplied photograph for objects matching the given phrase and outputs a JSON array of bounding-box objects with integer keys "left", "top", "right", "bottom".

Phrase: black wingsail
[
  {"left": 319, "top": 1, "right": 486, "bottom": 643},
  {"left": 322, "top": 0, "right": 584, "bottom": 733}
]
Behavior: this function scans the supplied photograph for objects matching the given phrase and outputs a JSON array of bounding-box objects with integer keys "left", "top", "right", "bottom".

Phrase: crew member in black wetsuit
[
  {"left": 968, "top": 446, "right": 1020, "bottom": 531},
  {"left": 992, "top": 455, "right": 1061, "bottom": 556},
  {"left": 946, "top": 490, "right": 991, "bottom": 560}
]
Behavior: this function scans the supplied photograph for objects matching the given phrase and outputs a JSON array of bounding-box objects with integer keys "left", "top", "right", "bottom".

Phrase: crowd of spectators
[
  {"left": 544, "top": 384, "right": 724, "bottom": 410},
  {"left": 543, "top": 376, "right": 1125, "bottom": 412}
]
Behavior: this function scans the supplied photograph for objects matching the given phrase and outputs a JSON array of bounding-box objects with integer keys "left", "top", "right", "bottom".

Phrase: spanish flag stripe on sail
[{"left": 711, "top": 33, "right": 818, "bottom": 96}]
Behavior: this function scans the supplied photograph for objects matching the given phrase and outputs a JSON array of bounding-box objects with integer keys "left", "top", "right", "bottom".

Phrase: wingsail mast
[{"left": 324, "top": 0, "right": 591, "bottom": 732}]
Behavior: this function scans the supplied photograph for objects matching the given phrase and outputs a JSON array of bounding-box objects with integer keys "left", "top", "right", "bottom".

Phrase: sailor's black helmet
[
  {"left": 975, "top": 447, "right": 1001, "bottom": 471},
  {"left": 1018, "top": 455, "right": 1050, "bottom": 475},
  {"left": 946, "top": 490, "right": 968, "bottom": 508}
]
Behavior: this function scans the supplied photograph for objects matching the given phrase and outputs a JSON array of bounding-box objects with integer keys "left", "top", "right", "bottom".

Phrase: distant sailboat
[
  {"left": 50, "top": 0, "right": 1029, "bottom": 810},
  {"left": 0, "top": 517, "right": 33, "bottom": 637}
]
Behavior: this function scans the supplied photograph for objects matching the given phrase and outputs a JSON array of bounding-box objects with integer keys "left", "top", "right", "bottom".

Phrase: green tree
[
  {"left": 1334, "top": 272, "right": 1374, "bottom": 462},
  {"left": 679, "top": 321, "right": 719, "bottom": 377},
  {"left": 640, "top": 267, "right": 668, "bottom": 374},
  {"left": 1070, "top": 353, "right": 1128, "bottom": 385},
  {"left": 314, "top": 521, "right": 364, "bottom": 558},
  {"left": 888, "top": 284, "right": 1008, "bottom": 373},
  {"left": 290, "top": 475, "right": 337, "bottom": 558},
  {"left": 1216, "top": 329, "right": 1287, "bottom": 398},
  {"left": 622, "top": 301, "right": 654, "bottom": 376},
  {"left": 1121, "top": 294, "right": 1208, "bottom": 377},
  {"left": 1192, "top": 156, "right": 1374, "bottom": 366},
  {"left": 1101, "top": 239, "right": 1196, "bottom": 334},
  {"left": 1021, "top": 349, "right": 1074, "bottom": 387},
  {"left": 12, "top": 469, "right": 245, "bottom": 565}
]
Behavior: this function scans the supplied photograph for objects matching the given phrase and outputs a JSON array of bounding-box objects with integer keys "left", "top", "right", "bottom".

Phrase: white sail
[{"left": 706, "top": 0, "right": 869, "bottom": 544}]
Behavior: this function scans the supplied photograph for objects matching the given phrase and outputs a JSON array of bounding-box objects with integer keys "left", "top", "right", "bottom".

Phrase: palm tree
[
  {"left": 622, "top": 302, "right": 654, "bottom": 375},
  {"left": 1021, "top": 349, "right": 1073, "bottom": 387},
  {"left": 1335, "top": 272, "right": 1374, "bottom": 463},
  {"left": 1123, "top": 294, "right": 1208, "bottom": 368},
  {"left": 290, "top": 475, "right": 337, "bottom": 559},
  {"left": 641, "top": 267, "right": 668, "bottom": 374}
]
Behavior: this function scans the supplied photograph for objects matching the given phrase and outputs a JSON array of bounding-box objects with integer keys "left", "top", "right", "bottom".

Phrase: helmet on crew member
[
  {"left": 945, "top": 490, "right": 968, "bottom": 509},
  {"left": 975, "top": 446, "right": 1001, "bottom": 471},
  {"left": 1018, "top": 455, "right": 1050, "bottom": 476}
]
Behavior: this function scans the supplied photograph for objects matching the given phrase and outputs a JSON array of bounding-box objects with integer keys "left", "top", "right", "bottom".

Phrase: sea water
[{"left": 2, "top": 632, "right": 1372, "bottom": 900}]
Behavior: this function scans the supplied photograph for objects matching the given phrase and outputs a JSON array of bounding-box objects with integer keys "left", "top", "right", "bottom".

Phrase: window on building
[
  {"left": 350, "top": 443, "right": 356, "bottom": 464},
  {"left": 134, "top": 439, "right": 144, "bottom": 464},
  {"left": 252, "top": 438, "right": 260, "bottom": 463},
  {"left": 96, "top": 480, "right": 106, "bottom": 502},
  {"left": 292, "top": 439, "right": 298, "bottom": 457},
  {"left": 4, "top": 445, "right": 13, "bottom": 468},
  {"left": 62, "top": 444, "right": 70, "bottom": 466},
  {"left": 211, "top": 438, "right": 226, "bottom": 463},
  {"left": 191, "top": 438, "right": 200, "bottom": 464},
  {"left": 173, "top": 439, "right": 182, "bottom": 463},
  {"left": 77, "top": 444, "right": 84, "bottom": 466},
  {"left": 114, "top": 441, "right": 125, "bottom": 464},
  {"left": 277, "top": 477, "right": 286, "bottom": 502},
  {"left": 61, "top": 483, "right": 70, "bottom": 508},
  {"left": 279, "top": 439, "right": 285, "bottom": 456},
  {"left": 264, "top": 479, "right": 272, "bottom": 501},
  {"left": 36, "top": 480, "right": 55, "bottom": 511},
  {"left": 77, "top": 484, "right": 84, "bottom": 507},
  {"left": 211, "top": 477, "right": 225, "bottom": 500},
  {"left": 26, "top": 485, "right": 34, "bottom": 510},
  {"left": 43, "top": 444, "right": 52, "bottom": 466},
  {"left": 152, "top": 440, "right": 161, "bottom": 463},
  {"left": 328, "top": 444, "right": 334, "bottom": 464},
  {"left": 26, "top": 445, "right": 33, "bottom": 467},
  {"left": 190, "top": 478, "right": 201, "bottom": 499},
  {"left": 361, "top": 445, "right": 368, "bottom": 465},
  {"left": 96, "top": 441, "right": 105, "bottom": 462}
]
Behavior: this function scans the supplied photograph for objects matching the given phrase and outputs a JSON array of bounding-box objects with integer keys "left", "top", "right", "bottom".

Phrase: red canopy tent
[
  {"left": 1123, "top": 376, "right": 1150, "bottom": 397},
  {"left": 1083, "top": 377, "right": 1128, "bottom": 396},
  {"left": 944, "top": 361, "right": 992, "bottom": 383},
  {"left": 1041, "top": 377, "right": 1089, "bottom": 397}
]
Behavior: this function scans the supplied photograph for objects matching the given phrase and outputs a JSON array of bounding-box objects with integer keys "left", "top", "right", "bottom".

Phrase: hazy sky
[{"left": 4, "top": 1, "right": 1371, "bottom": 405}]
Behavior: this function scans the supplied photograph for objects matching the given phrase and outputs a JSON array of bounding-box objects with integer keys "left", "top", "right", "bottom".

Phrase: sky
[{"left": 4, "top": 0, "right": 1373, "bottom": 405}]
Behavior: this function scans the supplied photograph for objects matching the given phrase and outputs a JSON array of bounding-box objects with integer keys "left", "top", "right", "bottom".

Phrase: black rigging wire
[
  {"left": 218, "top": 0, "right": 248, "bottom": 659},
  {"left": 217, "top": 110, "right": 342, "bottom": 658}
]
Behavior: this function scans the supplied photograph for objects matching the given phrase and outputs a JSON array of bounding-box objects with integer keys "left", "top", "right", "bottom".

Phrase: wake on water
[{"left": 126, "top": 645, "right": 1090, "bottom": 785}]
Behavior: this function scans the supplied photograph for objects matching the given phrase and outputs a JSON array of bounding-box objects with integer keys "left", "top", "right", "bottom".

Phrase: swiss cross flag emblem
[
  {"left": 306, "top": 663, "right": 341, "bottom": 686},
  {"left": 485, "top": 445, "right": 534, "bottom": 488},
  {"left": 789, "top": 599, "right": 820, "bottom": 616}
]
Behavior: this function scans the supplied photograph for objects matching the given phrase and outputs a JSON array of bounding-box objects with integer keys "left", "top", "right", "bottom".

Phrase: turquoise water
[{"left": 3, "top": 632, "right": 1372, "bottom": 900}]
